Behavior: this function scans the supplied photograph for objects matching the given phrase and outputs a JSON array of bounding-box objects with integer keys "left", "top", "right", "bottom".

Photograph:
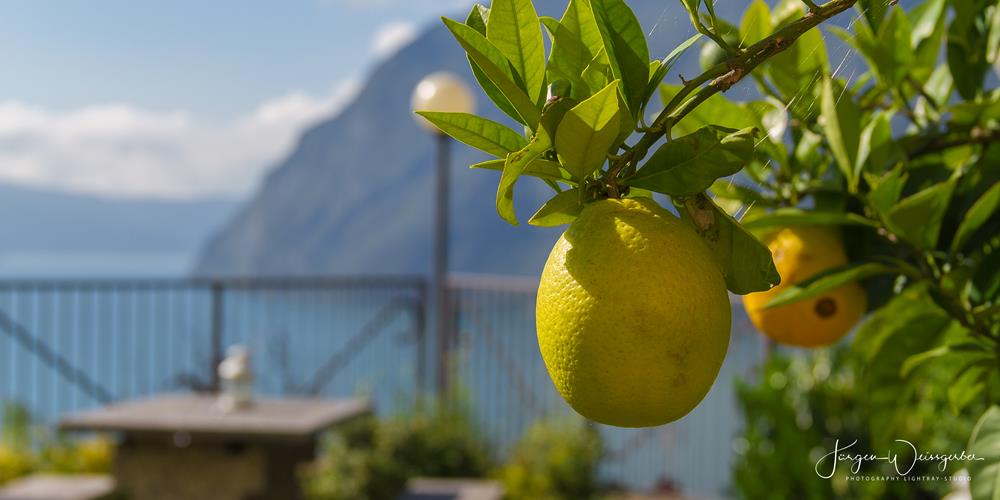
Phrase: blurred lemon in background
[{"left": 743, "top": 226, "right": 866, "bottom": 347}]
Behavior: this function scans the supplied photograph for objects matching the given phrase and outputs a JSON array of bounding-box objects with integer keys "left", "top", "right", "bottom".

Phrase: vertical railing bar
[{"left": 209, "top": 281, "right": 224, "bottom": 392}]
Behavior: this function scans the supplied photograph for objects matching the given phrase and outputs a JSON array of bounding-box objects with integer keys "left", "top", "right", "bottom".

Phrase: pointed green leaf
[
  {"left": 471, "top": 158, "right": 576, "bottom": 184},
  {"left": 465, "top": 4, "right": 488, "bottom": 34},
  {"left": 626, "top": 126, "right": 756, "bottom": 197},
  {"left": 554, "top": 81, "right": 620, "bottom": 179},
  {"left": 415, "top": 112, "right": 527, "bottom": 157},
  {"left": 497, "top": 133, "right": 551, "bottom": 225},
  {"left": 876, "top": 7, "right": 914, "bottom": 86},
  {"left": 856, "top": 111, "right": 897, "bottom": 174},
  {"left": 464, "top": 5, "right": 524, "bottom": 125},
  {"left": 741, "top": 208, "right": 879, "bottom": 231},
  {"left": 680, "top": 193, "right": 779, "bottom": 294},
  {"left": 767, "top": 11, "right": 827, "bottom": 99},
  {"left": 443, "top": 17, "right": 541, "bottom": 128},
  {"left": 949, "top": 364, "right": 989, "bottom": 415},
  {"left": 540, "top": 17, "right": 596, "bottom": 99},
  {"left": 640, "top": 33, "right": 701, "bottom": 116},
  {"left": 900, "top": 341, "right": 990, "bottom": 378},
  {"left": 560, "top": 0, "right": 606, "bottom": 63},
  {"left": 952, "top": 182, "right": 1000, "bottom": 253},
  {"left": 865, "top": 167, "right": 908, "bottom": 214},
  {"left": 589, "top": 0, "right": 649, "bottom": 116},
  {"left": 740, "top": 0, "right": 772, "bottom": 46},
  {"left": 859, "top": 0, "right": 888, "bottom": 31},
  {"left": 968, "top": 406, "right": 1000, "bottom": 500},
  {"left": 529, "top": 188, "right": 582, "bottom": 226},
  {"left": 487, "top": 0, "right": 546, "bottom": 101},
  {"left": 885, "top": 180, "right": 955, "bottom": 250},
  {"left": 764, "top": 262, "right": 900, "bottom": 309},
  {"left": 659, "top": 84, "right": 757, "bottom": 136},
  {"left": 820, "top": 76, "right": 861, "bottom": 190}
]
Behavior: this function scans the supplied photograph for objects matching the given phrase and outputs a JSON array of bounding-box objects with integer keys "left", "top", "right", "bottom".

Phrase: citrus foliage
[{"left": 428, "top": 0, "right": 999, "bottom": 491}]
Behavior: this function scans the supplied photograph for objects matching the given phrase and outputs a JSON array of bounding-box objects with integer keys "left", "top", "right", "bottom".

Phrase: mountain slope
[{"left": 193, "top": 1, "right": 747, "bottom": 277}]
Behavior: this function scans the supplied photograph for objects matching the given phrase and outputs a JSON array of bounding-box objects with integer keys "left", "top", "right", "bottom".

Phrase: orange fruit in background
[
  {"left": 742, "top": 226, "right": 866, "bottom": 347},
  {"left": 535, "top": 198, "right": 731, "bottom": 427}
]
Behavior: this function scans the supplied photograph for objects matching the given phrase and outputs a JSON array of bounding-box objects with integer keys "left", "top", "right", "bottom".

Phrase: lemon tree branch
[{"left": 605, "top": 0, "right": 859, "bottom": 192}]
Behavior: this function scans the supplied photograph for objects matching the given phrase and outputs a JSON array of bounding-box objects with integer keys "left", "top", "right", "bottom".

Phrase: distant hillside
[
  {"left": 0, "top": 183, "right": 235, "bottom": 276},
  {"left": 193, "top": 1, "right": 753, "bottom": 277}
]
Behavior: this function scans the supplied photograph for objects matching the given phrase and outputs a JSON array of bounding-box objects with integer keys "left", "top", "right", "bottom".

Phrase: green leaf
[
  {"left": 559, "top": 0, "right": 606, "bottom": 63},
  {"left": 856, "top": 111, "right": 897, "bottom": 174},
  {"left": 443, "top": 17, "right": 541, "bottom": 128},
  {"left": 589, "top": 0, "right": 650, "bottom": 116},
  {"left": 900, "top": 341, "right": 991, "bottom": 377},
  {"left": 497, "top": 133, "right": 551, "bottom": 225},
  {"left": 626, "top": 126, "right": 756, "bottom": 197},
  {"left": 767, "top": 13, "right": 827, "bottom": 99},
  {"left": 554, "top": 81, "right": 620, "bottom": 179},
  {"left": 884, "top": 180, "right": 955, "bottom": 250},
  {"left": 466, "top": 4, "right": 489, "bottom": 34},
  {"left": 529, "top": 188, "right": 582, "bottom": 226},
  {"left": 949, "top": 364, "right": 989, "bottom": 414},
  {"left": 859, "top": 0, "right": 888, "bottom": 31},
  {"left": 487, "top": 0, "right": 546, "bottom": 102},
  {"left": 820, "top": 76, "right": 862, "bottom": 190},
  {"left": 740, "top": 0, "right": 772, "bottom": 46},
  {"left": 640, "top": 33, "right": 701, "bottom": 116},
  {"left": 415, "top": 112, "right": 527, "bottom": 157},
  {"left": 947, "top": 0, "right": 993, "bottom": 101},
  {"left": 741, "top": 208, "right": 879, "bottom": 231},
  {"left": 659, "top": 84, "right": 758, "bottom": 136},
  {"left": 471, "top": 158, "right": 576, "bottom": 184},
  {"left": 763, "top": 262, "right": 899, "bottom": 309},
  {"left": 465, "top": 5, "right": 524, "bottom": 125},
  {"left": 911, "top": 2, "right": 947, "bottom": 82},
  {"left": 968, "top": 406, "right": 1000, "bottom": 500},
  {"left": 875, "top": 7, "right": 914, "bottom": 86},
  {"left": 680, "top": 194, "right": 779, "bottom": 294},
  {"left": 852, "top": 285, "right": 956, "bottom": 447},
  {"left": 541, "top": 17, "right": 598, "bottom": 100},
  {"left": 865, "top": 167, "right": 908, "bottom": 214},
  {"left": 952, "top": 182, "right": 1000, "bottom": 253},
  {"left": 989, "top": 3, "right": 1000, "bottom": 63}
]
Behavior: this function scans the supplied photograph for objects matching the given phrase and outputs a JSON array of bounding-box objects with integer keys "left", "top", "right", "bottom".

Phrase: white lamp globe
[{"left": 411, "top": 72, "right": 476, "bottom": 132}]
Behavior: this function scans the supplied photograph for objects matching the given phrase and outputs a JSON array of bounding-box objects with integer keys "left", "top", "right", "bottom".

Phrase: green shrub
[
  {"left": 0, "top": 402, "right": 115, "bottom": 485},
  {"left": 302, "top": 404, "right": 491, "bottom": 500},
  {"left": 732, "top": 348, "right": 973, "bottom": 499},
  {"left": 497, "top": 417, "right": 603, "bottom": 500}
]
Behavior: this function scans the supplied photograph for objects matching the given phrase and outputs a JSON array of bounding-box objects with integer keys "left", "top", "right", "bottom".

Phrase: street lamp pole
[
  {"left": 432, "top": 131, "right": 451, "bottom": 398},
  {"left": 411, "top": 72, "right": 475, "bottom": 398}
]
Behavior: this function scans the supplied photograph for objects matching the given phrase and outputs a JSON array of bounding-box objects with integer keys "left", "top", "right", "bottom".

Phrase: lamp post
[{"left": 411, "top": 72, "right": 475, "bottom": 397}]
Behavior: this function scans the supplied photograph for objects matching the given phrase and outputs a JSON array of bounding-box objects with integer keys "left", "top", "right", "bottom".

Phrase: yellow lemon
[
  {"left": 743, "top": 226, "right": 866, "bottom": 347},
  {"left": 536, "top": 198, "right": 731, "bottom": 427}
]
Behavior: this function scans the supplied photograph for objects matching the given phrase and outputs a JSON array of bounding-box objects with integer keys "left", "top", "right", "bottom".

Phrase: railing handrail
[{"left": 0, "top": 275, "right": 428, "bottom": 290}]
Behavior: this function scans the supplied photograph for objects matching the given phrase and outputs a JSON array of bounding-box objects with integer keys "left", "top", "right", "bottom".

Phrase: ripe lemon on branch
[
  {"left": 742, "top": 226, "right": 866, "bottom": 347},
  {"left": 536, "top": 198, "right": 731, "bottom": 427}
]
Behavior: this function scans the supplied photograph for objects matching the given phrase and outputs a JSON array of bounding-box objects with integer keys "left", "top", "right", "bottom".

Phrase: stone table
[{"left": 60, "top": 393, "right": 370, "bottom": 500}]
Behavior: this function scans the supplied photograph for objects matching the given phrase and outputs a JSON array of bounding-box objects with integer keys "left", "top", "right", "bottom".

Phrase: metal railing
[{"left": 0, "top": 274, "right": 765, "bottom": 496}]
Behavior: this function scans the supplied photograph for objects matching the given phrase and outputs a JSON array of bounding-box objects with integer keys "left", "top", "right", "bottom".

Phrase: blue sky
[
  {"left": 0, "top": 0, "right": 469, "bottom": 117},
  {"left": 0, "top": 0, "right": 471, "bottom": 199}
]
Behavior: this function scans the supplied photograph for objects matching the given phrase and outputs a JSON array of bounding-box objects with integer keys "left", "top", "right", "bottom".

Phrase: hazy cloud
[
  {"left": 0, "top": 81, "right": 359, "bottom": 200},
  {"left": 371, "top": 21, "right": 417, "bottom": 58}
]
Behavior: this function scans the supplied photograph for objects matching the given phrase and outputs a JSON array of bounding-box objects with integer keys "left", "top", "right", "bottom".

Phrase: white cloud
[
  {"left": 371, "top": 21, "right": 417, "bottom": 59},
  {"left": 0, "top": 80, "right": 359, "bottom": 200}
]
